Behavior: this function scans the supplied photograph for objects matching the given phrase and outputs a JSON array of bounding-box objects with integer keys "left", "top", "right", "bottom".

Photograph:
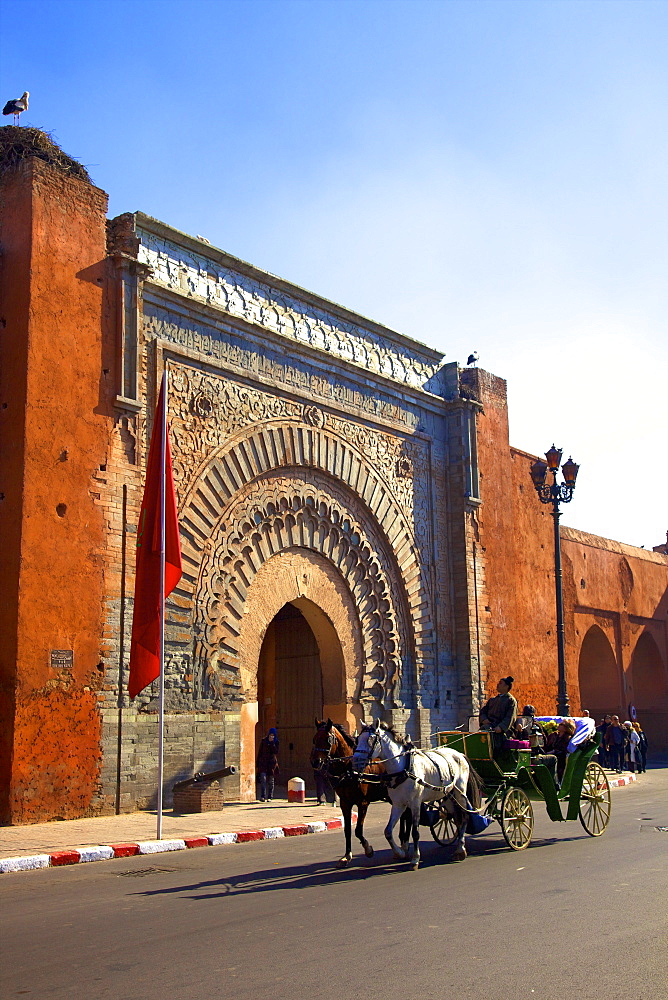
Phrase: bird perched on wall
[
  {"left": 3, "top": 91, "right": 29, "bottom": 124},
  {"left": 467, "top": 352, "right": 479, "bottom": 366}
]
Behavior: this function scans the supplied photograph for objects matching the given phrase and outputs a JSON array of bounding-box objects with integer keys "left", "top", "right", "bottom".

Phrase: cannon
[
  {"left": 172, "top": 765, "right": 236, "bottom": 793},
  {"left": 172, "top": 765, "right": 236, "bottom": 813}
]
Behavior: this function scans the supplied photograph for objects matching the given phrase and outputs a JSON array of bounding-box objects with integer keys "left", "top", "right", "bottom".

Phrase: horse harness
[{"left": 356, "top": 729, "right": 458, "bottom": 796}]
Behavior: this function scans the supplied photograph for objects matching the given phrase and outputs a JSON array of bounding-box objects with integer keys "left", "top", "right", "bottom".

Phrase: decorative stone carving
[
  {"left": 138, "top": 225, "right": 448, "bottom": 396},
  {"left": 190, "top": 391, "right": 215, "bottom": 419},
  {"left": 162, "top": 361, "right": 437, "bottom": 715},
  {"left": 167, "top": 364, "right": 431, "bottom": 553},
  {"left": 303, "top": 404, "right": 326, "bottom": 428},
  {"left": 192, "top": 471, "right": 408, "bottom": 711},
  {"left": 143, "top": 302, "right": 424, "bottom": 431},
  {"left": 396, "top": 456, "right": 412, "bottom": 478}
]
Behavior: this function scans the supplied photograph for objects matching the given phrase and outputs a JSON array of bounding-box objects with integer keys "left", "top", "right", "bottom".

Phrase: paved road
[{"left": 2, "top": 770, "right": 667, "bottom": 1000}]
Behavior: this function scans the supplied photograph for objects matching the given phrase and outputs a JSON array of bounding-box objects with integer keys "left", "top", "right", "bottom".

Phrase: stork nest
[{"left": 0, "top": 126, "right": 90, "bottom": 181}]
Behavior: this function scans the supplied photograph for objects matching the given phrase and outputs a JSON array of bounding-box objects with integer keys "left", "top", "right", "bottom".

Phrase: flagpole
[{"left": 157, "top": 370, "right": 168, "bottom": 840}]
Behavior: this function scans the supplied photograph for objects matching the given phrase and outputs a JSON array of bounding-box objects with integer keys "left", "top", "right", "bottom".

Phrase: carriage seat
[{"left": 435, "top": 731, "right": 494, "bottom": 761}]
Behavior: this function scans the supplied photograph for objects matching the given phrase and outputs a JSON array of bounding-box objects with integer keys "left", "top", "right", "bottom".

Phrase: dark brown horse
[{"left": 311, "top": 719, "right": 409, "bottom": 867}]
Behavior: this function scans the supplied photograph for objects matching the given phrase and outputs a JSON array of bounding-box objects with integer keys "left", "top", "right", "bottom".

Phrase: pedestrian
[
  {"left": 604, "top": 715, "right": 625, "bottom": 772},
  {"left": 596, "top": 714, "right": 612, "bottom": 768},
  {"left": 479, "top": 676, "right": 518, "bottom": 749},
  {"left": 314, "top": 765, "right": 335, "bottom": 806},
  {"left": 623, "top": 721, "right": 641, "bottom": 773},
  {"left": 581, "top": 709, "right": 590, "bottom": 718},
  {"left": 256, "top": 728, "right": 280, "bottom": 802},
  {"left": 633, "top": 721, "right": 648, "bottom": 773}
]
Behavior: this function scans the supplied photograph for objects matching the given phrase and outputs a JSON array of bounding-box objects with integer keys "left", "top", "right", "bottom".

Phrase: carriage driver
[{"left": 479, "top": 676, "right": 518, "bottom": 743}]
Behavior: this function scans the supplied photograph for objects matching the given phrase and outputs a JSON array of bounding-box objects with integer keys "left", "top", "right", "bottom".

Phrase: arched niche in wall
[
  {"left": 630, "top": 630, "right": 668, "bottom": 749},
  {"left": 577, "top": 624, "right": 621, "bottom": 719}
]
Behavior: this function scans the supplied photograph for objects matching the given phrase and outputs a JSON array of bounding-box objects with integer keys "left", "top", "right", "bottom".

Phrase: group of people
[
  {"left": 595, "top": 715, "right": 648, "bottom": 773},
  {"left": 478, "top": 676, "right": 650, "bottom": 782}
]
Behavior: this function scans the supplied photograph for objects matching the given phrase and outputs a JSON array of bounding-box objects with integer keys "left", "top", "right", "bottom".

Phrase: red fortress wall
[
  {"left": 0, "top": 157, "right": 114, "bottom": 823},
  {"left": 468, "top": 368, "right": 668, "bottom": 741}
]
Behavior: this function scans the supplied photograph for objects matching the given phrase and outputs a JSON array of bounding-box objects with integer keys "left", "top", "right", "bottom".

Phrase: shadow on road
[{"left": 132, "top": 828, "right": 590, "bottom": 902}]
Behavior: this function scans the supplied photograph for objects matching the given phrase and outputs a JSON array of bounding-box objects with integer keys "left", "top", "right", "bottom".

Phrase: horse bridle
[
  {"left": 310, "top": 725, "right": 337, "bottom": 772},
  {"left": 354, "top": 725, "right": 407, "bottom": 771},
  {"left": 353, "top": 725, "right": 379, "bottom": 770}
]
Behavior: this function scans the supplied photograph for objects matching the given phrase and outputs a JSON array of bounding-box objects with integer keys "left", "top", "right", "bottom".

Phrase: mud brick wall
[{"left": 0, "top": 157, "right": 115, "bottom": 824}]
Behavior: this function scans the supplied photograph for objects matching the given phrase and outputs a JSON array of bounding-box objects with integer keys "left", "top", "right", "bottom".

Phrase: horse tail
[{"left": 466, "top": 765, "right": 483, "bottom": 810}]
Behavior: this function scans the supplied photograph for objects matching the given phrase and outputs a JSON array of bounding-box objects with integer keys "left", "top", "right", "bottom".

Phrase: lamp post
[{"left": 530, "top": 446, "right": 580, "bottom": 716}]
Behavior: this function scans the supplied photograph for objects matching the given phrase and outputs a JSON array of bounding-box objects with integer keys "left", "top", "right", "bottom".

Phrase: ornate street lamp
[{"left": 530, "top": 446, "right": 580, "bottom": 715}]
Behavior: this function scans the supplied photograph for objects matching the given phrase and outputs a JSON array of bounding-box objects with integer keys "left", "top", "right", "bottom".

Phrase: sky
[{"left": 2, "top": 0, "right": 667, "bottom": 549}]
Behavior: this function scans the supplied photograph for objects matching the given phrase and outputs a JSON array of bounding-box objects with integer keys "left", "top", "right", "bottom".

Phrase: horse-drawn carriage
[
  {"left": 432, "top": 723, "right": 612, "bottom": 851},
  {"left": 312, "top": 715, "right": 612, "bottom": 869}
]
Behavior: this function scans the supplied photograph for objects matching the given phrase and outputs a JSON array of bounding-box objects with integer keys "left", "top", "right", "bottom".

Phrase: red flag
[{"left": 128, "top": 378, "right": 182, "bottom": 698}]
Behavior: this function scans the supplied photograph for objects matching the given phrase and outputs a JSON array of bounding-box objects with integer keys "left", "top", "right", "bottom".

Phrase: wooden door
[{"left": 274, "top": 604, "right": 323, "bottom": 786}]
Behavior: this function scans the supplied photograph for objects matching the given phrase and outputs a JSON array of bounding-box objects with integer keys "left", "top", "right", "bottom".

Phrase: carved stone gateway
[
  {"left": 164, "top": 360, "right": 437, "bottom": 719},
  {"left": 99, "top": 211, "right": 480, "bottom": 805}
]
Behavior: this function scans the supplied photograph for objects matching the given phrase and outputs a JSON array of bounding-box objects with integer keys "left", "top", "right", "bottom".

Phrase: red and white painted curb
[
  {"left": 608, "top": 772, "right": 638, "bottom": 788},
  {"left": 1, "top": 776, "right": 640, "bottom": 875},
  {"left": 0, "top": 817, "right": 344, "bottom": 874}
]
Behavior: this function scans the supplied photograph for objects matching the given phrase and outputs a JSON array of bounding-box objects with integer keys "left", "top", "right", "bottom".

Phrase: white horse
[{"left": 352, "top": 722, "right": 481, "bottom": 870}]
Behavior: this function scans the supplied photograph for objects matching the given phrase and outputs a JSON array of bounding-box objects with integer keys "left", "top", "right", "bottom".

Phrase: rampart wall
[{"left": 1, "top": 138, "right": 666, "bottom": 825}]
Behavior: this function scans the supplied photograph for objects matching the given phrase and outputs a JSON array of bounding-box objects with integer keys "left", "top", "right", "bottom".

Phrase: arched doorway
[
  {"left": 578, "top": 625, "right": 621, "bottom": 720},
  {"left": 630, "top": 630, "right": 668, "bottom": 749},
  {"left": 232, "top": 550, "right": 360, "bottom": 800},
  {"left": 257, "top": 602, "right": 329, "bottom": 789}
]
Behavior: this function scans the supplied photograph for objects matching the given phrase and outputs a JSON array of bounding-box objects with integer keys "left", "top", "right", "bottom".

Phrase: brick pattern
[{"left": 172, "top": 782, "right": 224, "bottom": 813}]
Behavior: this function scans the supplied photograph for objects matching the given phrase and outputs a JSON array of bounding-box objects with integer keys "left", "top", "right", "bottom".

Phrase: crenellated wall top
[{"left": 132, "top": 213, "right": 449, "bottom": 397}]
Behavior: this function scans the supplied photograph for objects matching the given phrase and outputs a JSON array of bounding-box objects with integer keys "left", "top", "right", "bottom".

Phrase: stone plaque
[{"left": 50, "top": 649, "right": 73, "bottom": 670}]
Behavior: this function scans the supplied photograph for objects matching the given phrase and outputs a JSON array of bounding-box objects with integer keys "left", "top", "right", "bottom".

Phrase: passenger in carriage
[
  {"left": 514, "top": 705, "right": 545, "bottom": 749},
  {"left": 544, "top": 719, "right": 576, "bottom": 783},
  {"left": 515, "top": 705, "right": 558, "bottom": 782},
  {"left": 479, "top": 676, "right": 518, "bottom": 749}
]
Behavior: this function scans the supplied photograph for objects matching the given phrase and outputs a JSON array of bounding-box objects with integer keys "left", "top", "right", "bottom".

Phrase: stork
[
  {"left": 466, "top": 351, "right": 479, "bottom": 366},
  {"left": 3, "top": 91, "right": 29, "bottom": 124}
]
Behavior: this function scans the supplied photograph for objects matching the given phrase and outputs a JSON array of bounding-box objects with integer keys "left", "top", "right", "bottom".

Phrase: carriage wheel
[
  {"left": 500, "top": 787, "right": 534, "bottom": 851},
  {"left": 579, "top": 762, "right": 611, "bottom": 836},
  {"left": 429, "top": 802, "right": 460, "bottom": 846}
]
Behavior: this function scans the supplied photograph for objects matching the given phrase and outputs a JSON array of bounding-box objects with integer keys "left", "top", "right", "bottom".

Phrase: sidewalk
[
  {"left": 0, "top": 768, "right": 640, "bottom": 874},
  {"left": 0, "top": 797, "right": 348, "bottom": 872}
]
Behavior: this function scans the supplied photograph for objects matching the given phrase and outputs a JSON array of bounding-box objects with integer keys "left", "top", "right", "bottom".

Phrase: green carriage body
[{"left": 432, "top": 729, "right": 611, "bottom": 849}]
